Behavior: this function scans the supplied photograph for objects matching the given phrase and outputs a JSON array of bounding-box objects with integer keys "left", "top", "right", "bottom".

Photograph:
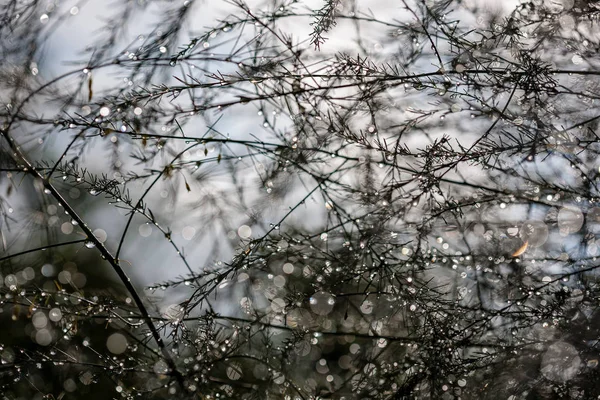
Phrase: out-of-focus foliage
[{"left": 1, "top": 0, "right": 600, "bottom": 399}]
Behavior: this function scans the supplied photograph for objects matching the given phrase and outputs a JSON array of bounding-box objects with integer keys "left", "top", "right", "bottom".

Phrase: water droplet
[
  {"left": 558, "top": 205, "right": 584, "bottom": 235},
  {"left": 309, "top": 291, "right": 335, "bottom": 315},
  {"left": 520, "top": 220, "right": 548, "bottom": 247},
  {"left": 139, "top": 224, "right": 152, "bottom": 237},
  {"left": 226, "top": 363, "right": 243, "bottom": 380},
  {"left": 49, "top": 308, "right": 62, "bottom": 322},
  {"left": 93, "top": 229, "right": 107, "bottom": 243},
  {"left": 540, "top": 342, "right": 580, "bottom": 382},
  {"left": 237, "top": 225, "right": 252, "bottom": 239}
]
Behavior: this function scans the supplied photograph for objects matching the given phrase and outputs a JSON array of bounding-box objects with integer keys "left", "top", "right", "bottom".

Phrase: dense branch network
[{"left": 1, "top": 0, "right": 600, "bottom": 399}]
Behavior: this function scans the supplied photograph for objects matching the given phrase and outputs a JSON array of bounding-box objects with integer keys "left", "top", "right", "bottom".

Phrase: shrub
[{"left": 1, "top": 0, "right": 600, "bottom": 398}]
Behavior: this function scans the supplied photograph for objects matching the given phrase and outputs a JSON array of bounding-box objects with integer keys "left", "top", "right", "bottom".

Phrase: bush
[{"left": 1, "top": 0, "right": 600, "bottom": 398}]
